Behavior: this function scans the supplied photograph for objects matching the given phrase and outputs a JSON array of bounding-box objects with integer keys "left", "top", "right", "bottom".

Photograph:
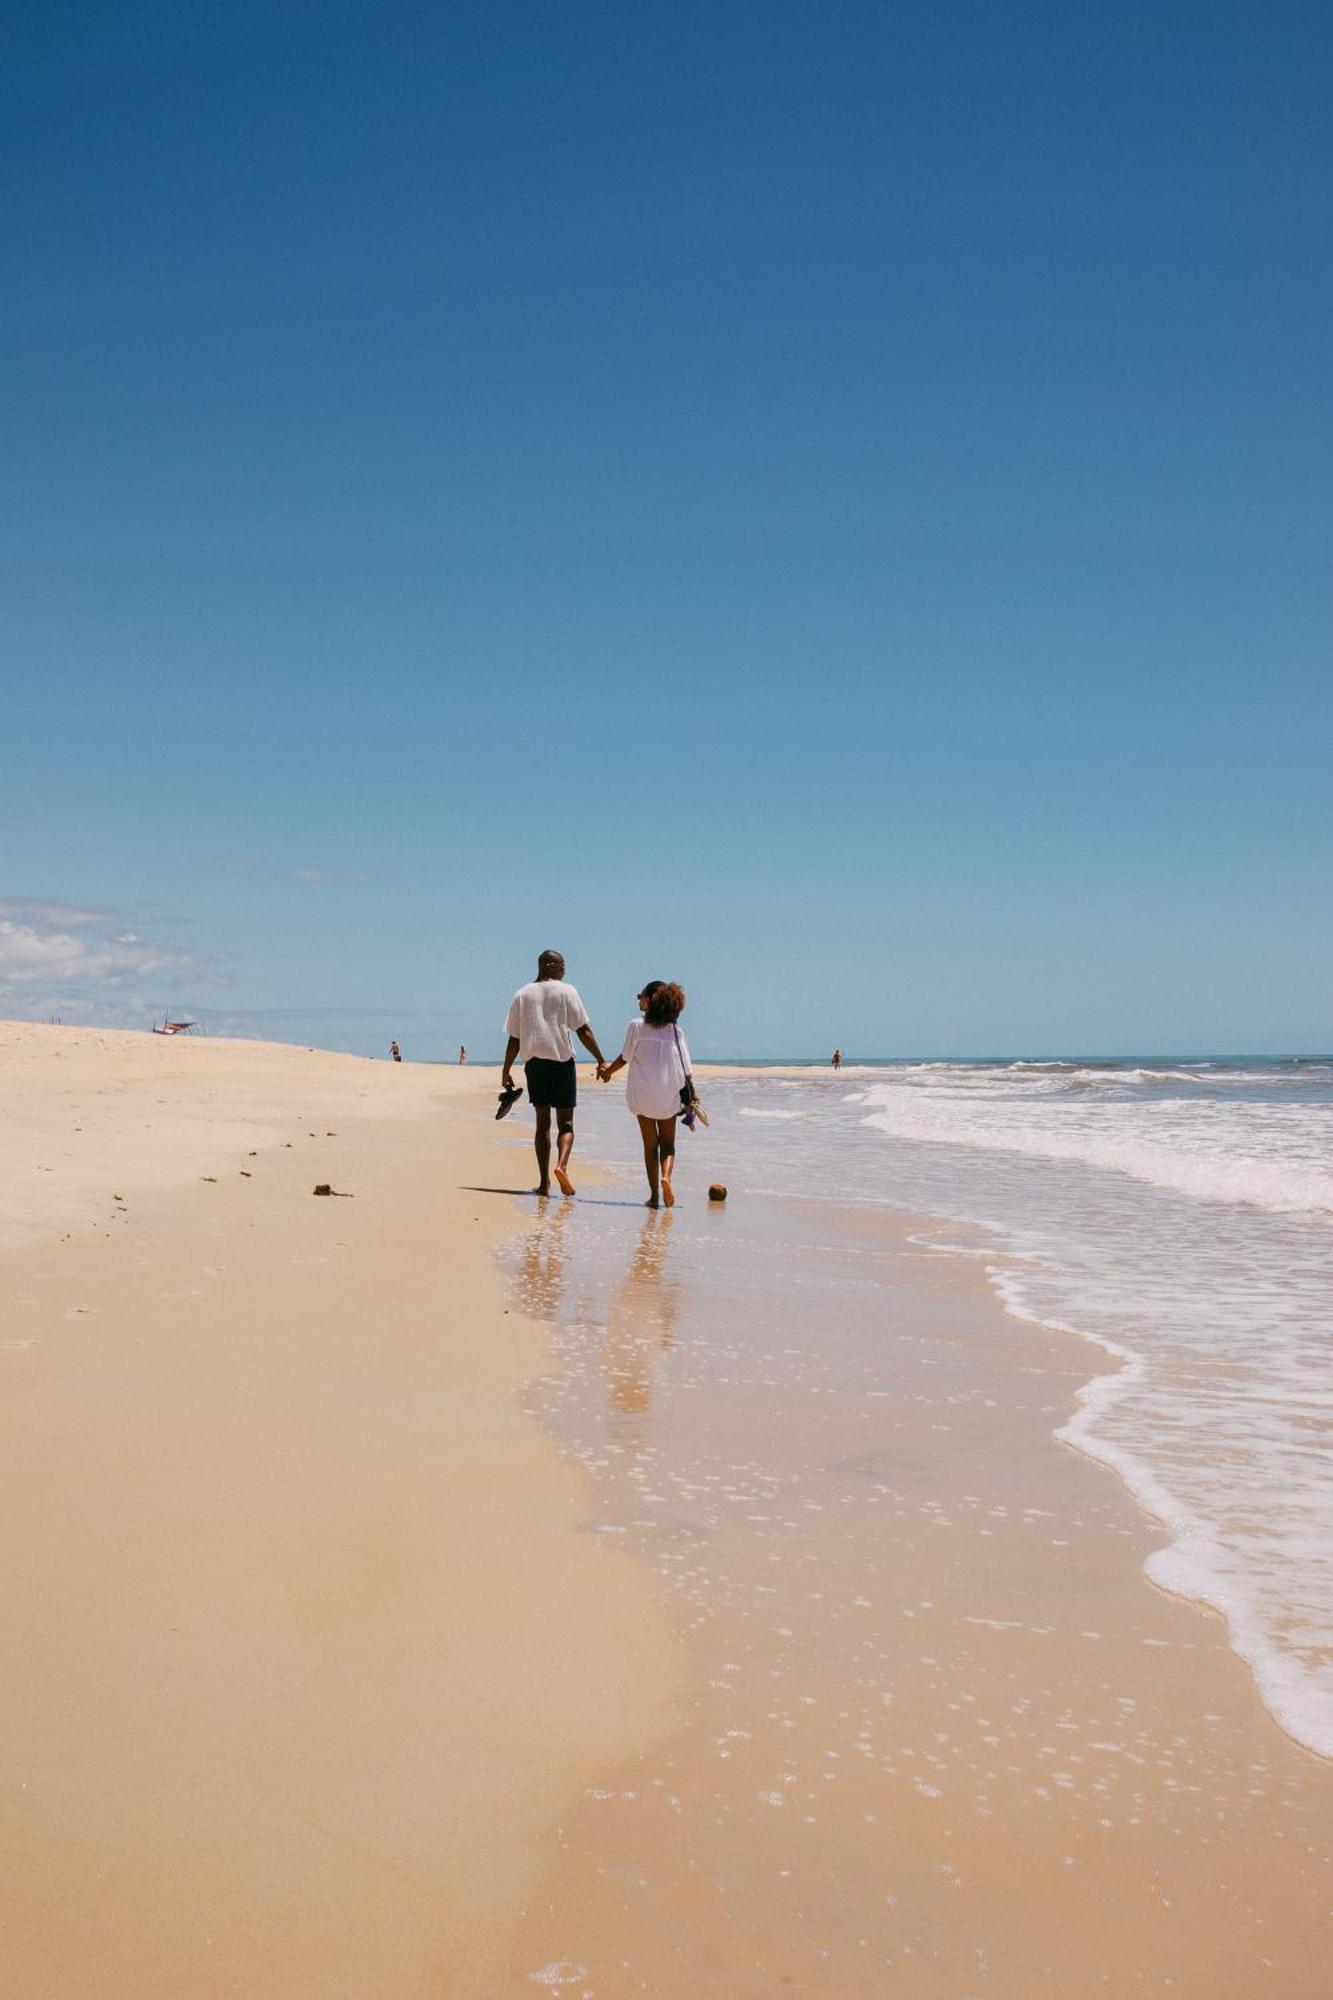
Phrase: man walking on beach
[{"left": 502, "top": 951, "right": 609, "bottom": 1198}]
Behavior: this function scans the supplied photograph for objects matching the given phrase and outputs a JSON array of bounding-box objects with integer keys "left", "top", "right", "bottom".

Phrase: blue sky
[{"left": 3, "top": 2, "right": 1329, "bottom": 1057}]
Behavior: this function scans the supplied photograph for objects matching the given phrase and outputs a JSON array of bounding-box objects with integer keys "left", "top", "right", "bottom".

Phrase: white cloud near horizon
[
  {"left": 224, "top": 856, "right": 371, "bottom": 886},
  {"left": 0, "top": 897, "right": 216, "bottom": 1023},
  {"left": 0, "top": 896, "right": 417, "bottom": 1049},
  {"left": 0, "top": 897, "right": 117, "bottom": 929}
]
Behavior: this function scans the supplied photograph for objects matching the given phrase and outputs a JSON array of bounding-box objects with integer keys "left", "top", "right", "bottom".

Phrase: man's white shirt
[{"left": 504, "top": 980, "right": 589, "bottom": 1062}]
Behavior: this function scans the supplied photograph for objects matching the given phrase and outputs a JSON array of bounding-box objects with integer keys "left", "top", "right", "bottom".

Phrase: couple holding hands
[{"left": 501, "top": 950, "right": 697, "bottom": 1208}]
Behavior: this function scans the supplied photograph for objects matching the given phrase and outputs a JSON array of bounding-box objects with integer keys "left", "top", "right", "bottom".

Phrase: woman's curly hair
[{"left": 644, "top": 981, "right": 685, "bottom": 1027}]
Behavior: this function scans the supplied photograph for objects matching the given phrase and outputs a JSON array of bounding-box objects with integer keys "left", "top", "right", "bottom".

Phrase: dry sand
[{"left": 0, "top": 1023, "right": 682, "bottom": 1996}]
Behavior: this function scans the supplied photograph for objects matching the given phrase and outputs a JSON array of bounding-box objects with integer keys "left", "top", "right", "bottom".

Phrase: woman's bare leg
[
  {"left": 637, "top": 1115, "right": 661, "bottom": 1207},
  {"left": 658, "top": 1117, "right": 677, "bottom": 1205}
]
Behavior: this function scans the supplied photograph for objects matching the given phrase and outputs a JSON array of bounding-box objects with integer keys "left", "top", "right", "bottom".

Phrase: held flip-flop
[{"left": 495, "top": 1085, "right": 523, "bottom": 1120}]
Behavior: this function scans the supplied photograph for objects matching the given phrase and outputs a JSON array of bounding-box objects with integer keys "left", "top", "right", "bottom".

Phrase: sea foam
[{"left": 860, "top": 1070, "right": 1333, "bottom": 1217}]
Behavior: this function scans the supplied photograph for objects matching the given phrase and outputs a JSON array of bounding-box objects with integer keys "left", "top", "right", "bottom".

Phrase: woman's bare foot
[
  {"left": 661, "top": 1178, "right": 675, "bottom": 1207},
  {"left": 553, "top": 1165, "right": 575, "bottom": 1197}
]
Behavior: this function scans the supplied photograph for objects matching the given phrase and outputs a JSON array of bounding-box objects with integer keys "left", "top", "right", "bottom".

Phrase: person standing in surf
[
  {"left": 599, "top": 981, "right": 693, "bottom": 1209},
  {"left": 501, "top": 950, "right": 609, "bottom": 1198}
]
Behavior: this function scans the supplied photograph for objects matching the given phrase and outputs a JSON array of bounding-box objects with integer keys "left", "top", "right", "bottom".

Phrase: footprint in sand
[
  {"left": 64, "top": 1306, "right": 93, "bottom": 1319},
  {"left": 0, "top": 1339, "right": 35, "bottom": 1352}
]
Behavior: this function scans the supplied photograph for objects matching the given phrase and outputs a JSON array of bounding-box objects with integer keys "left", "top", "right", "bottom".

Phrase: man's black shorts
[{"left": 524, "top": 1057, "right": 577, "bottom": 1110}]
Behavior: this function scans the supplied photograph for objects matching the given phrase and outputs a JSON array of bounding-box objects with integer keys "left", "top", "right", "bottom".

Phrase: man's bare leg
[
  {"left": 637, "top": 1115, "right": 661, "bottom": 1208},
  {"left": 533, "top": 1104, "right": 553, "bottom": 1197},
  {"left": 553, "top": 1114, "right": 576, "bottom": 1197}
]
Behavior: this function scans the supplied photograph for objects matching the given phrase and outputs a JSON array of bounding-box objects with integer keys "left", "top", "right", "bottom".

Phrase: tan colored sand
[
  {"left": 0, "top": 1018, "right": 441, "bottom": 1251},
  {"left": 0, "top": 1024, "right": 683, "bottom": 1996}
]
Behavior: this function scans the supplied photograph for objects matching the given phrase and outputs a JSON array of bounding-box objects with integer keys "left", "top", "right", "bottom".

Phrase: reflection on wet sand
[
  {"left": 513, "top": 1203, "right": 680, "bottom": 1434},
  {"left": 605, "top": 1213, "right": 680, "bottom": 1426},
  {"left": 514, "top": 1198, "right": 570, "bottom": 1323}
]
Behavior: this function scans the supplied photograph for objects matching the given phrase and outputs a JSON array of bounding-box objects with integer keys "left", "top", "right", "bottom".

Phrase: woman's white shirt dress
[{"left": 620, "top": 1019, "right": 692, "bottom": 1119}]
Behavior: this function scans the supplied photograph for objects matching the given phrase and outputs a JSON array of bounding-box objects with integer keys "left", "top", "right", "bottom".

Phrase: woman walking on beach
[{"left": 600, "top": 981, "right": 693, "bottom": 1209}]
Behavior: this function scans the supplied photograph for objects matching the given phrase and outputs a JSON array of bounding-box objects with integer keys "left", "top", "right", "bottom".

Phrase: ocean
[{"left": 572, "top": 1056, "right": 1333, "bottom": 1761}]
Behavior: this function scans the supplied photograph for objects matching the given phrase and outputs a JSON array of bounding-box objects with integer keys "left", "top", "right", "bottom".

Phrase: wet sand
[{"left": 504, "top": 1150, "right": 1333, "bottom": 1995}]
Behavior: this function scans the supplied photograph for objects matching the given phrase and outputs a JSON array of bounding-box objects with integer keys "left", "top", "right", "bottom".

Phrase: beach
[
  {"left": 0, "top": 1024, "right": 681, "bottom": 1996},
  {"left": 2, "top": 1027, "right": 1330, "bottom": 1995}
]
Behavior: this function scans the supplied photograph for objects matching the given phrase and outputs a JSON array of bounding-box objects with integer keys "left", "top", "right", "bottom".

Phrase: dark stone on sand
[{"left": 708, "top": 1183, "right": 728, "bottom": 1202}]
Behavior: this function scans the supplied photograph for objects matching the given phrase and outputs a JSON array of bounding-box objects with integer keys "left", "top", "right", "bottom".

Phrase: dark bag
[
  {"left": 673, "top": 1025, "right": 708, "bottom": 1128},
  {"left": 672, "top": 1024, "right": 695, "bottom": 1110}
]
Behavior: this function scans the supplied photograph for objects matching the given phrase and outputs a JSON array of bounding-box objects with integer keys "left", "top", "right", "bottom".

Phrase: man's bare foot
[
  {"left": 534, "top": 1184, "right": 551, "bottom": 1198},
  {"left": 553, "top": 1165, "right": 575, "bottom": 1197},
  {"left": 645, "top": 1195, "right": 660, "bottom": 1209},
  {"left": 662, "top": 1178, "right": 675, "bottom": 1207}
]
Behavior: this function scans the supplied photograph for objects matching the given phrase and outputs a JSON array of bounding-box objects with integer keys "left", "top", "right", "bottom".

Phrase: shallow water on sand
[
  {"left": 574, "top": 1063, "right": 1333, "bottom": 1761},
  {"left": 498, "top": 1130, "right": 1333, "bottom": 1997}
]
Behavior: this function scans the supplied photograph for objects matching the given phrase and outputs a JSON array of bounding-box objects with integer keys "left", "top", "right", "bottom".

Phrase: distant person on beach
[
  {"left": 390, "top": 1041, "right": 401, "bottom": 1062},
  {"left": 832, "top": 1048, "right": 841, "bottom": 1070},
  {"left": 458, "top": 1046, "right": 467, "bottom": 1064},
  {"left": 502, "top": 950, "right": 609, "bottom": 1198},
  {"left": 599, "top": 981, "right": 693, "bottom": 1209}
]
